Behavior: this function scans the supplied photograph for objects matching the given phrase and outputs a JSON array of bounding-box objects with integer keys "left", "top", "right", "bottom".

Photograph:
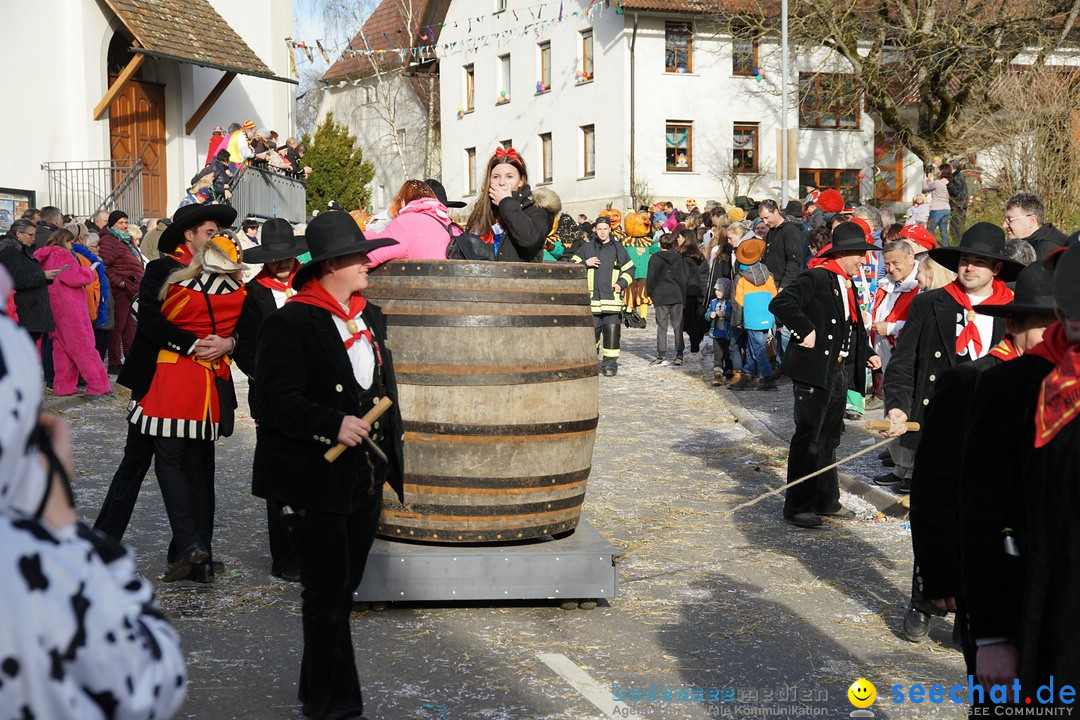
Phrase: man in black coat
[
  {"left": 233, "top": 219, "right": 306, "bottom": 581},
  {"left": 758, "top": 199, "right": 803, "bottom": 290},
  {"left": 95, "top": 204, "right": 237, "bottom": 579},
  {"left": 880, "top": 223, "right": 1022, "bottom": 490},
  {"left": 960, "top": 244, "right": 1080, "bottom": 698},
  {"left": 770, "top": 223, "right": 882, "bottom": 528},
  {"left": 905, "top": 263, "right": 1056, "bottom": 646},
  {"left": 1003, "top": 191, "right": 1071, "bottom": 262},
  {"left": 646, "top": 232, "right": 689, "bottom": 364},
  {"left": 253, "top": 211, "right": 405, "bottom": 720}
]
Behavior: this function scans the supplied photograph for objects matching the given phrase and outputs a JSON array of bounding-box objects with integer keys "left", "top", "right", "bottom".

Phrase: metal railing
[
  {"left": 230, "top": 165, "right": 307, "bottom": 224},
  {"left": 40, "top": 160, "right": 143, "bottom": 221}
]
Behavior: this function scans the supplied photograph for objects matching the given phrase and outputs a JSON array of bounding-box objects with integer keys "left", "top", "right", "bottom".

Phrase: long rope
[{"left": 724, "top": 437, "right": 896, "bottom": 517}]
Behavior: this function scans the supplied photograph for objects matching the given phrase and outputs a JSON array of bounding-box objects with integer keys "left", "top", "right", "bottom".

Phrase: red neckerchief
[
  {"left": 815, "top": 259, "right": 859, "bottom": 323},
  {"left": 941, "top": 278, "right": 1013, "bottom": 356},
  {"left": 1027, "top": 323, "right": 1080, "bottom": 448},
  {"left": 988, "top": 335, "right": 1020, "bottom": 362},
  {"left": 872, "top": 283, "right": 918, "bottom": 346},
  {"left": 288, "top": 278, "right": 371, "bottom": 350},
  {"left": 168, "top": 244, "right": 194, "bottom": 267},
  {"left": 254, "top": 264, "right": 297, "bottom": 296}
]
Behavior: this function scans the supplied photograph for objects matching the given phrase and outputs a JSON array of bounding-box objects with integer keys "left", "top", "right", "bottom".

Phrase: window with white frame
[
  {"left": 538, "top": 41, "right": 552, "bottom": 92},
  {"left": 465, "top": 148, "right": 477, "bottom": 195},
  {"left": 580, "top": 30, "right": 594, "bottom": 82},
  {"left": 540, "top": 133, "right": 553, "bottom": 183},
  {"left": 464, "top": 64, "right": 475, "bottom": 112},
  {"left": 582, "top": 125, "right": 595, "bottom": 177},
  {"left": 497, "top": 54, "right": 511, "bottom": 103}
]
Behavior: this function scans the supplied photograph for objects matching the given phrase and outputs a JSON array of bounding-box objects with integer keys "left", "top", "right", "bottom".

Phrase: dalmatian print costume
[{"left": 0, "top": 269, "right": 187, "bottom": 719}]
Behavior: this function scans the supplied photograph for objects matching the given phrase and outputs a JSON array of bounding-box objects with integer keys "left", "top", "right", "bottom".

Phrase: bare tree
[
  {"left": 964, "top": 65, "right": 1080, "bottom": 224},
  {"left": 307, "top": 0, "right": 438, "bottom": 179},
  {"left": 710, "top": 152, "right": 775, "bottom": 201},
  {"left": 712, "top": 0, "right": 1080, "bottom": 162}
]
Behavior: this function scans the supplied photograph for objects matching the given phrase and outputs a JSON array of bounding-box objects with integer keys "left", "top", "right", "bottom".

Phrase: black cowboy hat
[
  {"left": 424, "top": 178, "right": 466, "bottom": 209},
  {"left": 292, "top": 211, "right": 397, "bottom": 290},
  {"left": 158, "top": 204, "right": 238, "bottom": 254},
  {"left": 243, "top": 218, "right": 307, "bottom": 264},
  {"left": 976, "top": 262, "right": 1056, "bottom": 317},
  {"left": 1052, "top": 243, "right": 1080, "bottom": 319},
  {"left": 928, "top": 222, "right": 1023, "bottom": 282},
  {"left": 821, "top": 221, "right": 879, "bottom": 256}
]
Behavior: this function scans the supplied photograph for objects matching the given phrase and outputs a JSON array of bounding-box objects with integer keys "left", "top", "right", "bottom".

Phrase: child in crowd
[
  {"left": 705, "top": 278, "right": 735, "bottom": 384},
  {"left": 905, "top": 193, "right": 930, "bottom": 226},
  {"left": 730, "top": 238, "right": 778, "bottom": 391}
]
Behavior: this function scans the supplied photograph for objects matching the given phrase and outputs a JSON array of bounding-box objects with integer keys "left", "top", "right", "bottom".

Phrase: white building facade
[
  {"left": 436, "top": 0, "right": 923, "bottom": 217},
  {"left": 0, "top": 0, "right": 295, "bottom": 225}
]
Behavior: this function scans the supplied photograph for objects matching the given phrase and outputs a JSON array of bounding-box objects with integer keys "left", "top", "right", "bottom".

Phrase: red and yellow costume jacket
[{"left": 129, "top": 272, "right": 245, "bottom": 440}]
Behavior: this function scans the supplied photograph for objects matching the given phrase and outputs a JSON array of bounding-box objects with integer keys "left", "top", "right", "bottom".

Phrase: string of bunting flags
[{"left": 285, "top": 0, "right": 617, "bottom": 74}]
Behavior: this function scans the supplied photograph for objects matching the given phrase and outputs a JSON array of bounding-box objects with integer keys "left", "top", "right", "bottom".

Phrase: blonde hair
[
  {"left": 913, "top": 193, "right": 929, "bottom": 205},
  {"left": 158, "top": 231, "right": 244, "bottom": 300},
  {"left": 916, "top": 253, "right": 957, "bottom": 290}
]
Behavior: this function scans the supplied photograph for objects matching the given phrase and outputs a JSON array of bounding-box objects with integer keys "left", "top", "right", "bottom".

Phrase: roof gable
[{"left": 102, "top": 0, "right": 285, "bottom": 81}]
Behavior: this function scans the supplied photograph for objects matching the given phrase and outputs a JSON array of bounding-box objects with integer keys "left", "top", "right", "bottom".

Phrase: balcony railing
[
  {"left": 41, "top": 160, "right": 143, "bottom": 221},
  {"left": 230, "top": 165, "right": 307, "bottom": 224}
]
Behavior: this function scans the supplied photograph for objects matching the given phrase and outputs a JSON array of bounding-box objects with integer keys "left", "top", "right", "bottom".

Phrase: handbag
[{"left": 442, "top": 221, "right": 495, "bottom": 261}]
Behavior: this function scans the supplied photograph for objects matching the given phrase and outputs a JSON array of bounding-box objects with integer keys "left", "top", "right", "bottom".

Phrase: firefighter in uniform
[{"left": 573, "top": 215, "right": 634, "bottom": 376}]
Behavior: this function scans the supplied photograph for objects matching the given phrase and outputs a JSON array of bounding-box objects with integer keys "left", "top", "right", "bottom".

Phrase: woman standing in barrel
[
  {"left": 252, "top": 211, "right": 406, "bottom": 720},
  {"left": 465, "top": 147, "right": 560, "bottom": 262}
]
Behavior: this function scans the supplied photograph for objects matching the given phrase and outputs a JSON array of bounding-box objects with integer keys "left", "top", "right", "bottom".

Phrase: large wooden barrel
[{"left": 366, "top": 259, "right": 599, "bottom": 543}]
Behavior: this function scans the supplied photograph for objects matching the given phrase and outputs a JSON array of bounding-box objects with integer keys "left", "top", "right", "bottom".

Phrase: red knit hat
[
  {"left": 899, "top": 224, "right": 937, "bottom": 251},
  {"left": 816, "top": 189, "right": 845, "bottom": 214},
  {"left": 850, "top": 217, "right": 873, "bottom": 240}
]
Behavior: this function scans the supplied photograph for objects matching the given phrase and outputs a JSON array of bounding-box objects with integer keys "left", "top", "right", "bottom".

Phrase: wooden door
[
  {"left": 873, "top": 132, "right": 905, "bottom": 203},
  {"left": 109, "top": 77, "right": 167, "bottom": 219}
]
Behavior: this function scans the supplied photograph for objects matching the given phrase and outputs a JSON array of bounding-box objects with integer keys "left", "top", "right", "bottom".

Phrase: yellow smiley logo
[{"left": 848, "top": 678, "right": 877, "bottom": 708}]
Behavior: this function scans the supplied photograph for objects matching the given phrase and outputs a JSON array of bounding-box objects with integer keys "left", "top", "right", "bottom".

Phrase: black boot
[{"left": 601, "top": 321, "right": 621, "bottom": 376}]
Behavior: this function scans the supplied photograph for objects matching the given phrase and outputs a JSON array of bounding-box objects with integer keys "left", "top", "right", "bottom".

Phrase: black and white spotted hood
[{"left": 0, "top": 266, "right": 49, "bottom": 518}]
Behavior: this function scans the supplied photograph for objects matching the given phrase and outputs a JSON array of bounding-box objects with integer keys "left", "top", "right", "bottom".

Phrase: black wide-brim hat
[
  {"left": 424, "top": 178, "right": 466, "bottom": 209},
  {"left": 292, "top": 210, "right": 397, "bottom": 289},
  {"left": 1052, "top": 243, "right": 1080, "bottom": 318},
  {"left": 820, "top": 221, "right": 879, "bottom": 256},
  {"left": 928, "top": 222, "right": 1023, "bottom": 282},
  {"left": 159, "top": 204, "right": 238, "bottom": 255},
  {"left": 243, "top": 218, "right": 308, "bottom": 263},
  {"left": 976, "top": 261, "right": 1056, "bottom": 317}
]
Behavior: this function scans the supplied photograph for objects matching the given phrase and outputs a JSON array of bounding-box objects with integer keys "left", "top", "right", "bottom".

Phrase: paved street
[{"left": 60, "top": 326, "right": 967, "bottom": 720}]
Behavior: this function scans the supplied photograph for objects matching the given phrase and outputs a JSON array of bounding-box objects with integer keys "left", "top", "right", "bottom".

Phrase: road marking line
[{"left": 537, "top": 652, "right": 628, "bottom": 718}]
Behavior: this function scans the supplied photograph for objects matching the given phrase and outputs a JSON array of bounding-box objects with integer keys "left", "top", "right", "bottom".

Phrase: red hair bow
[{"left": 495, "top": 147, "right": 520, "bottom": 162}]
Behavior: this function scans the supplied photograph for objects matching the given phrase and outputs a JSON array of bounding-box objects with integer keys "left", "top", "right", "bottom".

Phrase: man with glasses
[{"left": 1003, "top": 192, "right": 1070, "bottom": 262}]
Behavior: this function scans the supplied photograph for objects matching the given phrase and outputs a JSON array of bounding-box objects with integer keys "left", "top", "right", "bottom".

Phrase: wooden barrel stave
[{"left": 370, "top": 259, "right": 598, "bottom": 543}]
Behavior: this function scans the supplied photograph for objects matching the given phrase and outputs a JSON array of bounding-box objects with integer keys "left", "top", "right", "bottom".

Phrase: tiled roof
[
  {"left": 617, "top": 0, "right": 753, "bottom": 13},
  {"left": 323, "top": 0, "right": 432, "bottom": 82},
  {"left": 102, "top": 0, "right": 283, "bottom": 81}
]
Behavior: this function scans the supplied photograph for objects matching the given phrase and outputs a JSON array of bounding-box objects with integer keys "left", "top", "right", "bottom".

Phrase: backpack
[{"left": 441, "top": 221, "right": 495, "bottom": 261}]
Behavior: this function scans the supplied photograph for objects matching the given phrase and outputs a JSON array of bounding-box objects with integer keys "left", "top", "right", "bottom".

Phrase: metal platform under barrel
[{"left": 353, "top": 518, "right": 619, "bottom": 604}]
